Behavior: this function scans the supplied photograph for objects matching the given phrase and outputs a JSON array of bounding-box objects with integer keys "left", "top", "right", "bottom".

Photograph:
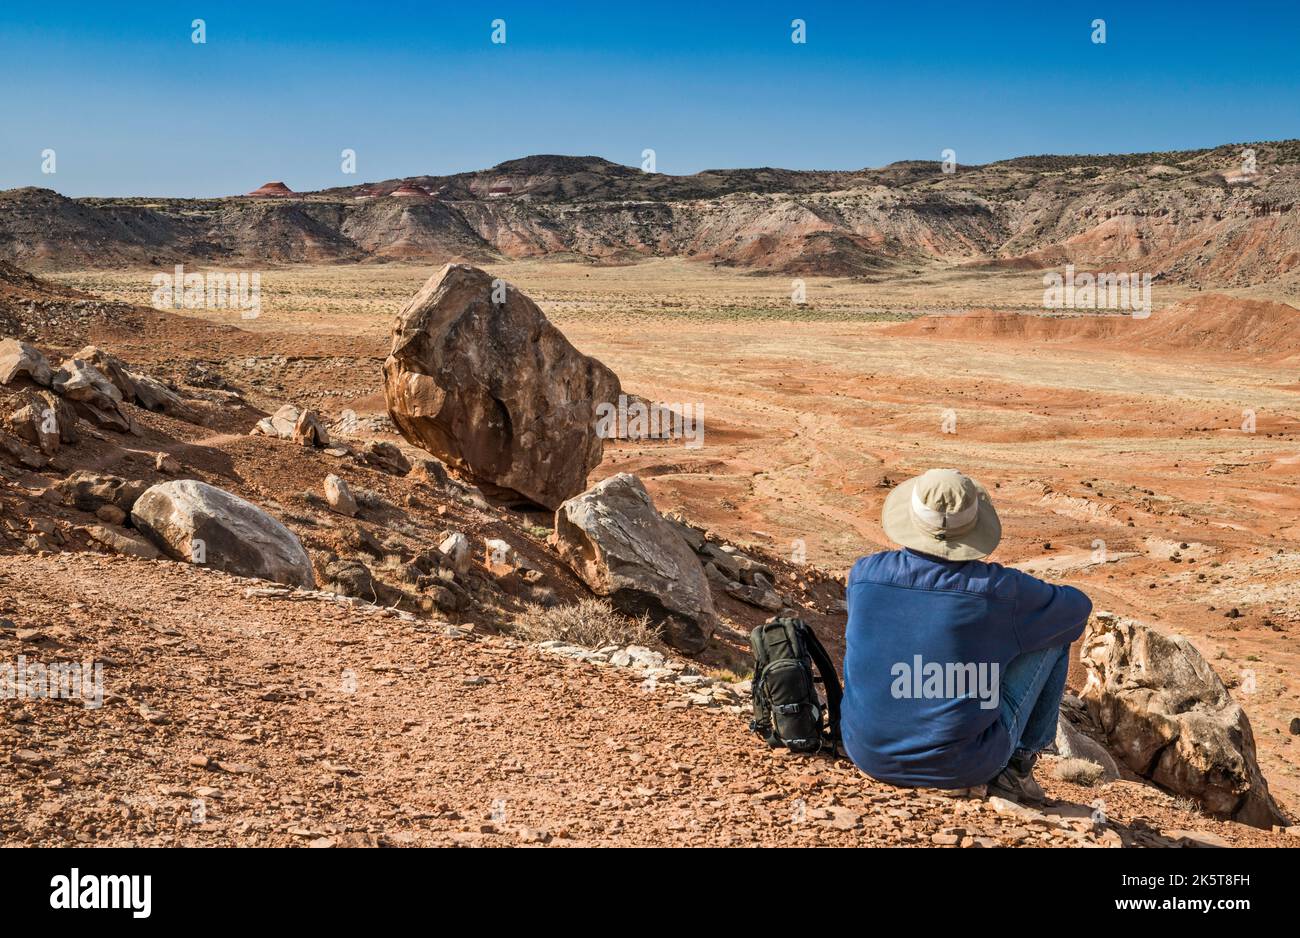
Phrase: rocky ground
[
  {"left": 2, "top": 257, "right": 1299, "bottom": 847},
  {"left": 2, "top": 554, "right": 1293, "bottom": 848}
]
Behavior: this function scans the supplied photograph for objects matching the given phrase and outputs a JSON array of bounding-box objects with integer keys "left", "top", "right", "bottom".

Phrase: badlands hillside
[
  {"left": 1, "top": 252, "right": 1297, "bottom": 847},
  {"left": 3, "top": 141, "right": 1300, "bottom": 290}
]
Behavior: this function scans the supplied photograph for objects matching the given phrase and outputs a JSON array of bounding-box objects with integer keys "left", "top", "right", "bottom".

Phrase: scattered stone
[
  {"left": 94, "top": 504, "right": 126, "bottom": 525},
  {"left": 6, "top": 389, "right": 64, "bottom": 455},
  {"left": 439, "top": 531, "right": 471, "bottom": 575},
  {"left": 0, "top": 339, "right": 53, "bottom": 386},
  {"left": 322, "top": 559, "right": 401, "bottom": 607},
  {"left": 703, "top": 561, "right": 732, "bottom": 587},
  {"left": 75, "top": 346, "right": 137, "bottom": 402},
  {"left": 214, "top": 760, "right": 255, "bottom": 775},
  {"left": 293, "top": 409, "right": 330, "bottom": 448},
  {"left": 408, "top": 457, "right": 449, "bottom": 488},
  {"left": 264, "top": 405, "right": 300, "bottom": 439},
  {"left": 1055, "top": 713, "right": 1122, "bottom": 781},
  {"left": 358, "top": 440, "right": 410, "bottom": 475},
  {"left": 131, "top": 372, "right": 196, "bottom": 420},
  {"left": 483, "top": 537, "right": 518, "bottom": 577},
  {"left": 608, "top": 645, "right": 667, "bottom": 669},
  {"left": 699, "top": 543, "right": 741, "bottom": 581},
  {"left": 662, "top": 511, "right": 706, "bottom": 552},
  {"left": 51, "top": 357, "right": 134, "bottom": 432},
  {"left": 815, "top": 806, "right": 861, "bottom": 831},
  {"left": 131, "top": 480, "right": 316, "bottom": 588},
  {"left": 725, "top": 580, "right": 785, "bottom": 612},
  {"left": 1169, "top": 828, "right": 1231, "bottom": 848},
  {"left": 57, "top": 471, "right": 148, "bottom": 514},
  {"left": 323, "top": 474, "right": 357, "bottom": 517},
  {"left": 334, "top": 832, "right": 381, "bottom": 848},
  {"left": 986, "top": 796, "right": 1054, "bottom": 827}
]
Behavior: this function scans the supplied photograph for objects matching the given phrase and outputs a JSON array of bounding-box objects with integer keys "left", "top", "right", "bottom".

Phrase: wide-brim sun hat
[{"left": 881, "top": 468, "right": 1001, "bottom": 561}]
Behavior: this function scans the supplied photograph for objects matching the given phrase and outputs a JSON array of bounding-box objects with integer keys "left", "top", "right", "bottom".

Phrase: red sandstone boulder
[{"left": 383, "top": 264, "right": 620, "bottom": 509}]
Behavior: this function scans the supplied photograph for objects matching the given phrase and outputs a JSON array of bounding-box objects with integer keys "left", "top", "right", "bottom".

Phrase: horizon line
[{"left": 6, "top": 137, "right": 1298, "bottom": 202}]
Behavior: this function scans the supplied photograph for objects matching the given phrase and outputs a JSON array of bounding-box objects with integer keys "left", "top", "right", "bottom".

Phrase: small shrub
[
  {"left": 1052, "top": 758, "right": 1105, "bottom": 786},
  {"left": 509, "top": 598, "right": 662, "bottom": 648},
  {"left": 354, "top": 487, "right": 391, "bottom": 510},
  {"left": 1170, "top": 795, "right": 1208, "bottom": 817},
  {"left": 707, "top": 666, "right": 753, "bottom": 684}
]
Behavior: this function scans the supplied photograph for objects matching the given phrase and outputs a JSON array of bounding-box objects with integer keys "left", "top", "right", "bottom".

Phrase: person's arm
[{"left": 1008, "top": 569, "right": 1092, "bottom": 654}]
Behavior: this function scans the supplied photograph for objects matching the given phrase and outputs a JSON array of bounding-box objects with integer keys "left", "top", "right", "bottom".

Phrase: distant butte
[
  {"left": 247, "top": 181, "right": 295, "bottom": 198},
  {"left": 390, "top": 184, "right": 432, "bottom": 198}
]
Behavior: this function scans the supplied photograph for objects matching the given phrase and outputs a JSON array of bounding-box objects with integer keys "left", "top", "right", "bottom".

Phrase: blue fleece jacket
[{"left": 841, "top": 549, "right": 1091, "bottom": 788}]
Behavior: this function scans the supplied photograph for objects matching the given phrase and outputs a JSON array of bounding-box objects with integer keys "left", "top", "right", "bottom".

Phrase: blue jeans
[{"left": 997, "top": 642, "right": 1070, "bottom": 761}]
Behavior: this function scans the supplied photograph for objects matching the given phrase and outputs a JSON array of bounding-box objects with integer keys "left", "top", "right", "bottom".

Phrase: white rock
[
  {"left": 323, "top": 474, "right": 357, "bottom": 517},
  {"left": 132, "top": 480, "right": 315, "bottom": 588},
  {"left": 552, "top": 473, "right": 715, "bottom": 653},
  {"left": 439, "top": 531, "right": 471, "bottom": 574}
]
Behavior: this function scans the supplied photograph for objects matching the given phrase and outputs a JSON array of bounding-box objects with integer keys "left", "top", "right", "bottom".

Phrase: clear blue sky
[{"left": 2, "top": 0, "right": 1297, "bottom": 197}]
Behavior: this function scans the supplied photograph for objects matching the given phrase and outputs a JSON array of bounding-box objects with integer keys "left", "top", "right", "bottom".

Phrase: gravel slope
[{"left": 1, "top": 554, "right": 1292, "bottom": 848}]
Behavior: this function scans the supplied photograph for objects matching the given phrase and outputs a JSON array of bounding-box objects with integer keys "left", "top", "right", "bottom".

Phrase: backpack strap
[
  {"left": 798, "top": 622, "right": 843, "bottom": 744},
  {"left": 747, "top": 623, "right": 775, "bottom": 743}
]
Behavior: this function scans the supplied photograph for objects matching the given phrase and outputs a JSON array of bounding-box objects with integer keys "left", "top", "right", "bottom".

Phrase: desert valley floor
[{"left": 3, "top": 257, "right": 1298, "bottom": 846}]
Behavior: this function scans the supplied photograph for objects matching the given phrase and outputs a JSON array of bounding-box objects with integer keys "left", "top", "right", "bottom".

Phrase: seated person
[{"left": 841, "top": 469, "right": 1092, "bottom": 803}]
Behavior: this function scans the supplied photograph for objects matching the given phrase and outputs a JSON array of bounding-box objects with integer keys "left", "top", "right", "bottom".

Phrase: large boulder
[
  {"left": 0, "top": 339, "right": 53, "bottom": 387},
  {"left": 1080, "top": 612, "right": 1287, "bottom": 828},
  {"left": 131, "top": 480, "right": 315, "bottom": 588},
  {"left": 383, "top": 264, "right": 621, "bottom": 509},
  {"left": 551, "top": 473, "right": 715, "bottom": 653}
]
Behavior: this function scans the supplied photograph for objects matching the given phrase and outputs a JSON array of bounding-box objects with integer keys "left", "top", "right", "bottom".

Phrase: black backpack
[{"left": 748, "top": 617, "right": 843, "bottom": 753}]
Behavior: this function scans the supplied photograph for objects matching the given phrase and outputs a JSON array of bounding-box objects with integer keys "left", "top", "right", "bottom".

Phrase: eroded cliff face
[{"left": 5, "top": 142, "right": 1300, "bottom": 285}]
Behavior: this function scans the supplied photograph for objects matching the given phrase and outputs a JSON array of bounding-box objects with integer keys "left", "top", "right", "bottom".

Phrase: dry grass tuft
[
  {"left": 1052, "top": 757, "right": 1106, "bottom": 786},
  {"left": 509, "top": 598, "right": 662, "bottom": 648}
]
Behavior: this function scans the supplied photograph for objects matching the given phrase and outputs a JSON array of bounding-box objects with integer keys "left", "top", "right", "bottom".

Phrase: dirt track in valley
[{"left": 573, "top": 317, "right": 1300, "bottom": 810}]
